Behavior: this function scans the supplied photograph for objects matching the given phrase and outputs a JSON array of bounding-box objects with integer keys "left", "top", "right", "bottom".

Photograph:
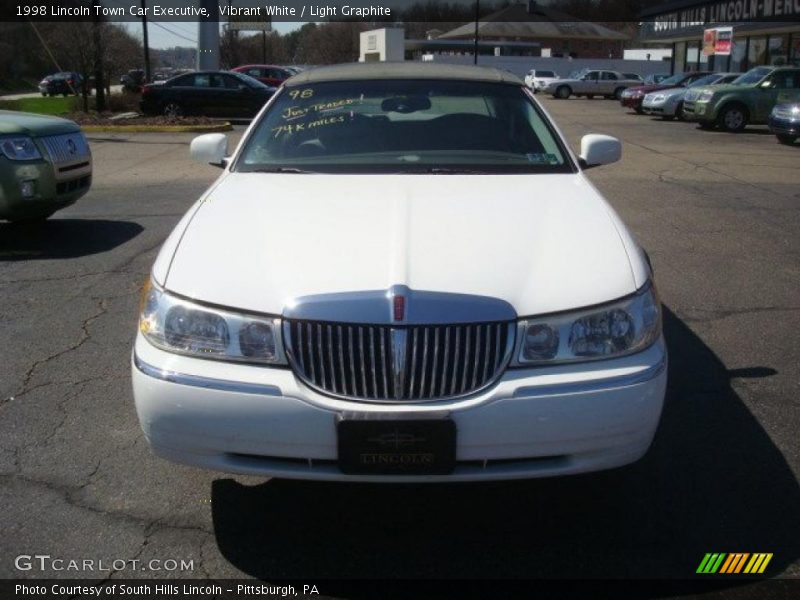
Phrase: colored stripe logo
[{"left": 697, "top": 553, "right": 773, "bottom": 574}]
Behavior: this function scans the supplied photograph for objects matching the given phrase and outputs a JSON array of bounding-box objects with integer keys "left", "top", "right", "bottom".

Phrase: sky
[{"left": 122, "top": 21, "right": 302, "bottom": 49}]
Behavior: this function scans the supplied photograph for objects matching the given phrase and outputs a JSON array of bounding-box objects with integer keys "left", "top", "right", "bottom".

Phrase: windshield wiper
[
  {"left": 248, "top": 167, "right": 317, "bottom": 174},
  {"left": 415, "top": 167, "right": 491, "bottom": 174}
]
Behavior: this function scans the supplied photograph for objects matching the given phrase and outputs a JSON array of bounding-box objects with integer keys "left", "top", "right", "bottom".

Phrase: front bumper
[
  {"left": 769, "top": 115, "right": 799, "bottom": 136},
  {"left": 620, "top": 96, "right": 644, "bottom": 109},
  {"left": 682, "top": 100, "right": 715, "bottom": 123},
  {"left": 642, "top": 98, "right": 678, "bottom": 116},
  {"left": 0, "top": 155, "right": 91, "bottom": 220},
  {"left": 132, "top": 333, "right": 667, "bottom": 482}
]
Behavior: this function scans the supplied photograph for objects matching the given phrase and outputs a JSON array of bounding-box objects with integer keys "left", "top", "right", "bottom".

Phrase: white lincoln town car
[{"left": 132, "top": 63, "right": 667, "bottom": 482}]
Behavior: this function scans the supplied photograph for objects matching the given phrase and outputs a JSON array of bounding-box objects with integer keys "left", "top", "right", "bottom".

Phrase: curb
[{"left": 81, "top": 122, "right": 233, "bottom": 133}]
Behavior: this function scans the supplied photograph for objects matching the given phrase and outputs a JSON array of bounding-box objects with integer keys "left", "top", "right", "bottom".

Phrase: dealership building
[{"left": 640, "top": 0, "right": 800, "bottom": 73}]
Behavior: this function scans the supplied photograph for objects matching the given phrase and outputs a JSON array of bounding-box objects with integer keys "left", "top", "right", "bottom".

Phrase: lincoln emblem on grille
[
  {"left": 283, "top": 285, "right": 516, "bottom": 402},
  {"left": 66, "top": 138, "right": 77, "bottom": 154}
]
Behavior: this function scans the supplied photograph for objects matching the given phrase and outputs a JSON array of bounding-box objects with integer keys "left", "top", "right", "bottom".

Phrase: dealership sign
[
  {"left": 648, "top": 0, "right": 800, "bottom": 35},
  {"left": 702, "top": 26, "right": 733, "bottom": 55}
]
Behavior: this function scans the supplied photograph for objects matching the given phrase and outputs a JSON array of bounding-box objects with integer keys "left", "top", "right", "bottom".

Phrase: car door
[
  {"left": 220, "top": 74, "right": 259, "bottom": 118},
  {"left": 600, "top": 71, "right": 619, "bottom": 94},
  {"left": 753, "top": 71, "right": 787, "bottom": 121},
  {"left": 767, "top": 70, "right": 800, "bottom": 120},
  {"left": 186, "top": 73, "right": 226, "bottom": 116},
  {"left": 576, "top": 71, "right": 599, "bottom": 94}
]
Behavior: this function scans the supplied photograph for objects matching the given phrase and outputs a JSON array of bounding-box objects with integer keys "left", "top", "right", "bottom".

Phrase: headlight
[
  {"left": 139, "top": 278, "right": 286, "bottom": 364},
  {"left": 649, "top": 94, "right": 666, "bottom": 103},
  {"left": 696, "top": 90, "right": 715, "bottom": 103},
  {"left": 514, "top": 282, "right": 661, "bottom": 366},
  {"left": 0, "top": 136, "right": 42, "bottom": 161}
]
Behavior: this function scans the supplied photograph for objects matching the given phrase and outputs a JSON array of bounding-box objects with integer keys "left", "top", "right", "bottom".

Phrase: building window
[
  {"left": 686, "top": 41, "right": 700, "bottom": 71},
  {"left": 768, "top": 35, "right": 788, "bottom": 65},
  {"left": 730, "top": 38, "right": 747, "bottom": 72},
  {"left": 748, "top": 36, "right": 768, "bottom": 67},
  {"left": 791, "top": 34, "right": 800, "bottom": 66}
]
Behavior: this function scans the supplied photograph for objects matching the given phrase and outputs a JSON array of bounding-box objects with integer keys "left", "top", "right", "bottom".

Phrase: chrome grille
[
  {"left": 39, "top": 132, "right": 91, "bottom": 164},
  {"left": 285, "top": 320, "right": 515, "bottom": 402}
]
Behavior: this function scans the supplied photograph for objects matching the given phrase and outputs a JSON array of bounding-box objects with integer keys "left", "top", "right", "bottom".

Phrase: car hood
[
  {"left": 629, "top": 83, "right": 679, "bottom": 94},
  {"left": 647, "top": 87, "right": 686, "bottom": 98},
  {"left": 0, "top": 110, "right": 81, "bottom": 136},
  {"left": 161, "top": 173, "right": 641, "bottom": 318},
  {"left": 693, "top": 82, "right": 751, "bottom": 95}
]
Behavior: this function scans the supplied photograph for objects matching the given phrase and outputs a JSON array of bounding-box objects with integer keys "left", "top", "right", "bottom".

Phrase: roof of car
[{"left": 285, "top": 62, "right": 524, "bottom": 86}]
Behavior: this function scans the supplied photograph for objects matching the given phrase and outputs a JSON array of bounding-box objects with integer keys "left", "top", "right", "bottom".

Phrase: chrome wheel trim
[
  {"left": 724, "top": 109, "right": 744, "bottom": 130},
  {"left": 163, "top": 102, "right": 182, "bottom": 117}
]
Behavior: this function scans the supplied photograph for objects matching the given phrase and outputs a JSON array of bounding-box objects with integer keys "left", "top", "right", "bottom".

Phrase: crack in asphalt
[
  {"left": 0, "top": 269, "right": 144, "bottom": 286},
  {"left": 676, "top": 305, "right": 800, "bottom": 323},
  {"left": 2, "top": 469, "right": 215, "bottom": 580},
  {"left": 12, "top": 299, "right": 109, "bottom": 401}
]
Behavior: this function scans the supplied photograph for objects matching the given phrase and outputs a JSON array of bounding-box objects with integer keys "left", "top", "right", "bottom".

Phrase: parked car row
[
  {"left": 38, "top": 72, "right": 83, "bottom": 97},
  {"left": 641, "top": 72, "right": 740, "bottom": 120},
  {"left": 619, "top": 65, "right": 800, "bottom": 144},
  {"left": 541, "top": 70, "right": 643, "bottom": 100},
  {"left": 139, "top": 71, "right": 277, "bottom": 119},
  {"left": 138, "top": 64, "right": 307, "bottom": 119}
]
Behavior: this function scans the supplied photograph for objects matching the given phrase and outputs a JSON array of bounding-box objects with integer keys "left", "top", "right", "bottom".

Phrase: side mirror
[
  {"left": 190, "top": 133, "right": 228, "bottom": 168},
  {"left": 238, "top": 84, "right": 251, "bottom": 92},
  {"left": 579, "top": 134, "right": 621, "bottom": 169}
]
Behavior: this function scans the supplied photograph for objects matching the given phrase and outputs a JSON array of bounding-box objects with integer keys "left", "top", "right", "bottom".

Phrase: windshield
[
  {"left": 658, "top": 73, "right": 686, "bottom": 86},
  {"left": 732, "top": 67, "right": 772, "bottom": 85},
  {"left": 235, "top": 79, "right": 572, "bottom": 174},
  {"left": 690, "top": 74, "right": 723, "bottom": 87}
]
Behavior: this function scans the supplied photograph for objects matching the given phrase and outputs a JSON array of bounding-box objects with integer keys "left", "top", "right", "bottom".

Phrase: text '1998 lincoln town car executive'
[{"left": 132, "top": 63, "right": 667, "bottom": 482}]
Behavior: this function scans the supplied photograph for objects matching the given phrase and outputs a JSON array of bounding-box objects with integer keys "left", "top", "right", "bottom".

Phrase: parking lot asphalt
[{"left": 1, "top": 97, "right": 799, "bottom": 590}]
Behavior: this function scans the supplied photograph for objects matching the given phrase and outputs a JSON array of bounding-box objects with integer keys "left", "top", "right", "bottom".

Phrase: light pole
[
  {"left": 473, "top": 0, "right": 480, "bottom": 65},
  {"left": 141, "top": 0, "right": 151, "bottom": 82}
]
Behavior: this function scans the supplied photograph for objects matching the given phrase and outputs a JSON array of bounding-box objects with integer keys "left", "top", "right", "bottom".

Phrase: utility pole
[
  {"left": 473, "top": 0, "right": 480, "bottom": 65},
  {"left": 262, "top": 30, "right": 267, "bottom": 64},
  {"left": 92, "top": 0, "right": 106, "bottom": 111},
  {"left": 141, "top": 0, "right": 151, "bottom": 82},
  {"left": 197, "top": 0, "right": 220, "bottom": 70}
]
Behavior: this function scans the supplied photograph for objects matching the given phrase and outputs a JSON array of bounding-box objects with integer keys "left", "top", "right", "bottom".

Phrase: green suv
[
  {"left": 1, "top": 111, "right": 92, "bottom": 222},
  {"left": 682, "top": 66, "right": 800, "bottom": 132}
]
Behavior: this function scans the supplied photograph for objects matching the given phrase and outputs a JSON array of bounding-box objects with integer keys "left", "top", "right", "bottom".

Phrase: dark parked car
[
  {"left": 231, "top": 64, "right": 293, "bottom": 87},
  {"left": 768, "top": 102, "right": 799, "bottom": 144},
  {"left": 620, "top": 71, "right": 713, "bottom": 113},
  {"left": 140, "top": 71, "right": 276, "bottom": 118},
  {"left": 38, "top": 72, "right": 83, "bottom": 96},
  {"left": 120, "top": 69, "right": 146, "bottom": 92}
]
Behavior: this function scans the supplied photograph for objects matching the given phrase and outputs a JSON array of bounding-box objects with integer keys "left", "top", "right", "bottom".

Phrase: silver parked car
[
  {"left": 642, "top": 73, "right": 740, "bottom": 120},
  {"left": 543, "top": 69, "right": 641, "bottom": 100}
]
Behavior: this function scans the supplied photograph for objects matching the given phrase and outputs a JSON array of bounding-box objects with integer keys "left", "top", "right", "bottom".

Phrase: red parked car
[
  {"left": 620, "top": 71, "right": 713, "bottom": 113},
  {"left": 231, "top": 65, "right": 293, "bottom": 88}
]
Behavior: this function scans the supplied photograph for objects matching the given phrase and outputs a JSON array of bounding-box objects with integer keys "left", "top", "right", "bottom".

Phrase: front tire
[
  {"left": 614, "top": 87, "right": 625, "bottom": 100},
  {"left": 163, "top": 102, "right": 183, "bottom": 118},
  {"left": 718, "top": 103, "right": 748, "bottom": 133},
  {"left": 776, "top": 134, "right": 797, "bottom": 145},
  {"left": 555, "top": 85, "right": 571, "bottom": 100},
  {"left": 675, "top": 101, "right": 685, "bottom": 121}
]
